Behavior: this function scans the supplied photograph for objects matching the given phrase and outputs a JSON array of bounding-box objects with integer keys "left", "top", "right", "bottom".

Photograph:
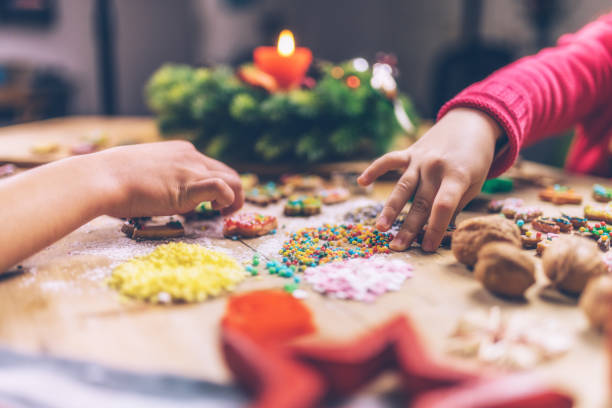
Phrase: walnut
[
  {"left": 474, "top": 242, "right": 536, "bottom": 298},
  {"left": 451, "top": 215, "right": 521, "bottom": 267},
  {"left": 542, "top": 236, "right": 607, "bottom": 295},
  {"left": 580, "top": 275, "right": 612, "bottom": 331}
]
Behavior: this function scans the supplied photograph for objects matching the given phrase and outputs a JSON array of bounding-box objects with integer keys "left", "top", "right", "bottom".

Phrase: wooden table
[
  {"left": 0, "top": 118, "right": 609, "bottom": 407},
  {"left": 0, "top": 116, "right": 161, "bottom": 166}
]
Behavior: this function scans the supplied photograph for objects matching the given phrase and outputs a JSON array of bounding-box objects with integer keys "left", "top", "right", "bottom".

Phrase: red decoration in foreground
[{"left": 221, "top": 316, "right": 573, "bottom": 408}]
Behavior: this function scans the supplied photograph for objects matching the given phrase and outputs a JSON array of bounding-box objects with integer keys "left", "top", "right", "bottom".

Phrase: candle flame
[{"left": 277, "top": 29, "right": 295, "bottom": 57}]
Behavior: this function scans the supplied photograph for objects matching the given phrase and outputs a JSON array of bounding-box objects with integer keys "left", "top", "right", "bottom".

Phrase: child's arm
[
  {"left": 0, "top": 141, "right": 243, "bottom": 272},
  {"left": 439, "top": 12, "right": 612, "bottom": 178},
  {"left": 360, "top": 13, "right": 612, "bottom": 252}
]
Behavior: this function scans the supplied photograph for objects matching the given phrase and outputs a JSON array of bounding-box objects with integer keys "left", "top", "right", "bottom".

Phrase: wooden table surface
[
  {"left": 0, "top": 118, "right": 609, "bottom": 407},
  {"left": 0, "top": 116, "right": 161, "bottom": 166}
]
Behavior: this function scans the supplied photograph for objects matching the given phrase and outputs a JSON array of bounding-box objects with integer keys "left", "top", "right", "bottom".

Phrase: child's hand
[
  {"left": 95, "top": 141, "right": 244, "bottom": 218},
  {"left": 358, "top": 108, "right": 502, "bottom": 252}
]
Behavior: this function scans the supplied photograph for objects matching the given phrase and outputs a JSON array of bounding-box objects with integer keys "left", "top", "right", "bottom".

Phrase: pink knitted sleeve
[{"left": 437, "top": 13, "right": 612, "bottom": 178}]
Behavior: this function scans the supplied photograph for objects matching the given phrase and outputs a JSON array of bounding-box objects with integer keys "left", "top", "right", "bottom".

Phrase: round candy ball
[
  {"left": 542, "top": 236, "right": 607, "bottom": 295},
  {"left": 474, "top": 242, "right": 536, "bottom": 298},
  {"left": 580, "top": 275, "right": 612, "bottom": 331},
  {"left": 451, "top": 215, "right": 521, "bottom": 267}
]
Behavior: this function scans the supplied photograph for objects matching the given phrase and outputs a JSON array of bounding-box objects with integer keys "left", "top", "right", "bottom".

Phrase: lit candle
[{"left": 253, "top": 30, "right": 312, "bottom": 90}]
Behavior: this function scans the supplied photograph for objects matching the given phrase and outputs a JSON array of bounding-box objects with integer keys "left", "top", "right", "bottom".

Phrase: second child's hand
[{"left": 358, "top": 108, "right": 502, "bottom": 252}]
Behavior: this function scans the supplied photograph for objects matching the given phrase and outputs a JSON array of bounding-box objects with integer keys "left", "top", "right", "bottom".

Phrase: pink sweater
[{"left": 438, "top": 12, "right": 612, "bottom": 178}]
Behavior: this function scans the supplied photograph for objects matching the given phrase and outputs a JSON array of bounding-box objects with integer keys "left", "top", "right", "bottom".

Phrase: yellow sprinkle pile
[{"left": 108, "top": 242, "right": 246, "bottom": 303}]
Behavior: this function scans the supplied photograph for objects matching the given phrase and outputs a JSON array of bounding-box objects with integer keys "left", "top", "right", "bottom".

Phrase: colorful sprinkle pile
[
  {"left": 245, "top": 255, "right": 300, "bottom": 280},
  {"left": 108, "top": 242, "right": 246, "bottom": 303},
  {"left": 304, "top": 258, "right": 413, "bottom": 302},
  {"left": 280, "top": 224, "right": 393, "bottom": 269}
]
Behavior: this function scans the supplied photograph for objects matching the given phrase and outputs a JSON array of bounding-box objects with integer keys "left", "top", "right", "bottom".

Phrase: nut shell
[
  {"left": 542, "top": 236, "right": 607, "bottom": 295},
  {"left": 474, "top": 242, "right": 536, "bottom": 298},
  {"left": 451, "top": 215, "right": 521, "bottom": 267},
  {"left": 580, "top": 275, "right": 612, "bottom": 331}
]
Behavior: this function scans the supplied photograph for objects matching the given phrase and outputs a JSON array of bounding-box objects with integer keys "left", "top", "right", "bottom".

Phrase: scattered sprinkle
[
  {"left": 292, "top": 289, "right": 308, "bottom": 299},
  {"left": 304, "top": 257, "right": 413, "bottom": 302},
  {"left": 108, "top": 242, "right": 246, "bottom": 303},
  {"left": 280, "top": 224, "right": 393, "bottom": 269}
]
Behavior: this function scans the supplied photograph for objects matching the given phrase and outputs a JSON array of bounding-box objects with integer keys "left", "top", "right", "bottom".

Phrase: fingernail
[
  {"left": 390, "top": 235, "right": 408, "bottom": 251},
  {"left": 377, "top": 215, "right": 390, "bottom": 230},
  {"left": 422, "top": 240, "right": 435, "bottom": 252}
]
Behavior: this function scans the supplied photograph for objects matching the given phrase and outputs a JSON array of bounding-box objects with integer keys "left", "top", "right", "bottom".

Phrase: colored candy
[
  {"left": 108, "top": 243, "right": 246, "bottom": 303},
  {"left": 304, "top": 258, "right": 413, "bottom": 302},
  {"left": 280, "top": 224, "right": 393, "bottom": 268}
]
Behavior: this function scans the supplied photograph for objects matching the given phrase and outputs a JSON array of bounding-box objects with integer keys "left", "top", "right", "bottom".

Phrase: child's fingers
[
  {"left": 187, "top": 178, "right": 235, "bottom": 210},
  {"left": 358, "top": 151, "right": 409, "bottom": 186},
  {"left": 390, "top": 181, "right": 436, "bottom": 251},
  {"left": 376, "top": 169, "right": 418, "bottom": 231},
  {"left": 206, "top": 171, "right": 244, "bottom": 213},
  {"left": 421, "top": 178, "right": 466, "bottom": 251}
]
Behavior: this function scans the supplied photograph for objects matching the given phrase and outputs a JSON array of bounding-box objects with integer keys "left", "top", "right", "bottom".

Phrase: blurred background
[{"left": 0, "top": 0, "right": 610, "bottom": 166}]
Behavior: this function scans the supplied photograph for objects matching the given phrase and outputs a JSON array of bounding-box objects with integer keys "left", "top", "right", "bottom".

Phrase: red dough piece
[
  {"left": 221, "top": 327, "right": 324, "bottom": 408},
  {"left": 223, "top": 212, "right": 277, "bottom": 238},
  {"left": 412, "top": 374, "right": 573, "bottom": 408},
  {"left": 221, "top": 316, "right": 573, "bottom": 407},
  {"left": 290, "top": 316, "right": 476, "bottom": 397}
]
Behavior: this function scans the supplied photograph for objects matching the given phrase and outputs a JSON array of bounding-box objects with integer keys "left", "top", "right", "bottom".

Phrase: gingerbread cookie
[
  {"left": 552, "top": 217, "right": 573, "bottom": 233},
  {"left": 598, "top": 235, "right": 610, "bottom": 252},
  {"left": 121, "top": 218, "right": 185, "bottom": 240},
  {"left": 319, "top": 187, "right": 350, "bottom": 204},
  {"left": 245, "top": 182, "right": 283, "bottom": 206},
  {"left": 584, "top": 204, "right": 612, "bottom": 224},
  {"left": 223, "top": 213, "right": 277, "bottom": 238},
  {"left": 532, "top": 216, "right": 561, "bottom": 234},
  {"left": 281, "top": 174, "right": 324, "bottom": 191},
  {"left": 238, "top": 173, "right": 258, "bottom": 190},
  {"left": 538, "top": 185, "right": 582, "bottom": 205},
  {"left": 582, "top": 222, "right": 612, "bottom": 242},
  {"left": 343, "top": 204, "right": 408, "bottom": 230},
  {"left": 284, "top": 195, "right": 322, "bottom": 216},
  {"left": 488, "top": 198, "right": 523, "bottom": 214},
  {"left": 593, "top": 184, "right": 612, "bottom": 203},
  {"left": 536, "top": 239, "right": 552, "bottom": 256},
  {"left": 344, "top": 204, "right": 383, "bottom": 226},
  {"left": 573, "top": 225, "right": 594, "bottom": 240},
  {"left": 183, "top": 201, "right": 220, "bottom": 220},
  {"left": 562, "top": 214, "right": 588, "bottom": 229},
  {"left": 521, "top": 230, "right": 543, "bottom": 249},
  {"left": 331, "top": 171, "right": 373, "bottom": 195},
  {"left": 513, "top": 206, "right": 543, "bottom": 222}
]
